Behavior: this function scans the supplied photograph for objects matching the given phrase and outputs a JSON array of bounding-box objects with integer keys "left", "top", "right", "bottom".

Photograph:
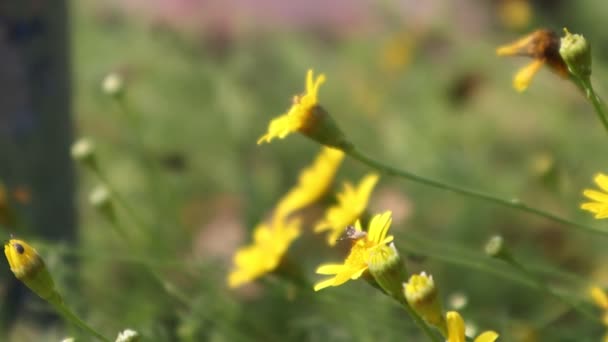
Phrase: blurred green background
[{"left": 4, "top": 0, "right": 608, "bottom": 340}]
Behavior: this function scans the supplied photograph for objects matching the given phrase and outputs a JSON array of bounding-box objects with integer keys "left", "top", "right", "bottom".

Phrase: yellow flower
[
  {"left": 581, "top": 173, "right": 608, "bottom": 219},
  {"left": 314, "top": 173, "right": 379, "bottom": 246},
  {"left": 275, "top": 147, "right": 344, "bottom": 220},
  {"left": 313, "top": 211, "right": 394, "bottom": 291},
  {"left": 446, "top": 311, "right": 499, "bottom": 342},
  {"left": 4, "top": 239, "right": 60, "bottom": 301},
  {"left": 257, "top": 69, "right": 325, "bottom": 144},
  {"left": 496, "top": 29, "right": 568, "bottom": 92},
  {"left": 228, "top": 218, "right": 301, "bottom": 288}
]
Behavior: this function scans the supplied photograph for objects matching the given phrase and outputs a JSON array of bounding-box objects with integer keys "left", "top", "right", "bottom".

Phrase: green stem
[
  {"left": 396, "top": 297, "right": 443, "bottom": 342},
  {"left": 345, "top": 147, "right": 608, "bottom": 236},
  {"left": 403, "top": 307, "right": 443, "bottom": 342},
  {"left": 91, "top": 166, "right": 148, "bottom": 231},
  {"left": 578, "top": 76, "right": 608, "bottom": 135},
  {"left": 49, "top": 294, "right": 110, "bottom": 342}
]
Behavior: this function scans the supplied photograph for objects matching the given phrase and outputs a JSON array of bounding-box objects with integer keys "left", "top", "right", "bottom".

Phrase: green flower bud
[
  {"left": 368, "top": 243, "right": 407, "bottom": 301},
  {"left": 560, "top": 28, "right": 592, "bottom": 80}
]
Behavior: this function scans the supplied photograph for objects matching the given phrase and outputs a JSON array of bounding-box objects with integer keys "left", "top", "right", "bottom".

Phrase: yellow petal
[
  {"left": 474, "top": 331, "right": 499, "bottom": 342},
  {"left": 496, "top": 33, "right": 537, "bottom": 56},
  {"left": 313, "top": 278, "right": 335, "bottom": 291},
  {"left": 356, "top": 173, "right": 380, "bottom": 202},
  {"left": 368, "top": 211, "right": 392, "bottom": 243},
  {"left": 513, "top": 59, "right": 544, "bottom": 92},
  {"left": 580, "top": 202, "right": 605, "bottom": 213},
  {"left": 316, "top": 264, "right": 344, "bottom": 275},
  {"left": 446, "top": 311, "right": 466, "bottom": 342},
  {"left": 594, "top": 173, "right": 608, "bottom": 193},
  {"left": 595, "top": 210, "right": 608, "bottom": 219},
  {"left": 583, "top": 189, "right": 608, "bottom": 204},
  {"left": 590, "top": 286, "right": 608, "bottom": 309}
]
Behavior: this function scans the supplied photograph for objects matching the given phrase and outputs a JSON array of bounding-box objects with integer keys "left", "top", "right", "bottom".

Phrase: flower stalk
[
  {"left": 4, "top": 239, "right": 110, "bottom": 341},
  {"left": 343, "top": 146, "right": 608, "bottom": 237}
]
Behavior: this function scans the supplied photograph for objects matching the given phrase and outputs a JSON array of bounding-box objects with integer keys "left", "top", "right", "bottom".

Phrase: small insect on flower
[
  {"left": 4, "top": 238, "right": 60, "bottom": 302},
  {"left": 340, "top": 225, "right": 368, "bottom": 242}
]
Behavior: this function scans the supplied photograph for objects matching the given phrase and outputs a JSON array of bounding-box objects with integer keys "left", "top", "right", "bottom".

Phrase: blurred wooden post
[{"left": 0, "top": 0, "right": 75, "bottom": 329}]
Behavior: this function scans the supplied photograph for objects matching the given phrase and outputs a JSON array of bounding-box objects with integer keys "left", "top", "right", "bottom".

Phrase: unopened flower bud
[
  {"left": 404, "top": 272, "right": 445, "bottom": 331},
  {"left": 4, "top": 239, "right": 61, "bottom": 302},
  {"left": 102, "top": 72, "right": 125, "bottom": 98},
  {"left": 115, "top": 329, "right": 140, "bottom": 342},
  {"left": 71, "top": 138, "right": 97, "bottom": 170},
  {"left": 560, "top": 28, "right": 592, "bottom": 80},
  {"left": 368, "top": 243, "right": 407, "bottom": 300},
  {"left": 485, "top": 235, "right": 510, "bottom": 260},
  {"left": 89, "top": 185, "right": 115, "bottom": 222}
]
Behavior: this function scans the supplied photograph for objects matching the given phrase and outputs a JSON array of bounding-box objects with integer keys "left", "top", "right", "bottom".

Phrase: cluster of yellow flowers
[
  {"left": 227, "top": 69, "right": 500, "bottom": 340},
  {"left": 228, "top": 70, "right": 382, "bottom": 289}
]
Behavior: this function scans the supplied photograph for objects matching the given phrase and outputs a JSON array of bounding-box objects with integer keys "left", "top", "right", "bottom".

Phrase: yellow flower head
[
  {"left": 313, "top": 211, "right": 394, "bottom": 291},
  {"left": 581, "top": 173, "right": 608, "bottom": 219},
  {"left": 275, "top": 147, "right": 344, "bottom": 220},
  {"left": 228, "top": 218, "right": 301, "bottom": 288},
  {"left": 446, "top": 311, "right": 499, "bottom": 342},
  {"left": 496, "top": 29, "right": 568, "bottom": 92},
  {"left": 404, "top": 272, "right": 444, "bottom": 328},
  {"left": 4, "top": 238, "right": 59, "bottom": 301},
  {"left": 314, "top": 173, "right": 379, "bottom": 246},
  {"left": 257, "top": 69, "right": 326, "bottom": 144}
]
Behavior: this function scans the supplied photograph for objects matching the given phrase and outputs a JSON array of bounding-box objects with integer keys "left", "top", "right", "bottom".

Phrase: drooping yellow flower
[
  {"left": 581, "top": 173, "right": 608, "bottom": 219},
  {"left": 496, "top": 29, "right": 568, "bottom": 92},
  {"left": 228, "top": 218, "right": 301, "bottom": 288},
  {"left": 313, "top": 211, "right": 394, "bottom": 291},
  {"left": 275, "top": 147, "right": 344, "bottom": 220},
  {"left": 446, "top": 311, "right": 499, "bottom": 342},
  {"left": 258, "top": 69, "right": 326, "bottom": 144},
  {"left": 315, "top": 173, "right": 379, "bottom": 246},
  {"left": 4, "top": 239, "right": 60, "bottom": 301}
]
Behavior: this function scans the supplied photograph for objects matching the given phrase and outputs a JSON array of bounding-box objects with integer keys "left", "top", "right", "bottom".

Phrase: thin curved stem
[
  {"left": 399, "top": 299, "right": 443, "bottom": 342},
  {"left": 49, "top": 295, "right": 110, "bottom": 342},
  {"left": 579, "top": 76, "right": 608, "bottom": 135},
  {"left": 345, "top": 147, "right": 608, "bottom": 236}
]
